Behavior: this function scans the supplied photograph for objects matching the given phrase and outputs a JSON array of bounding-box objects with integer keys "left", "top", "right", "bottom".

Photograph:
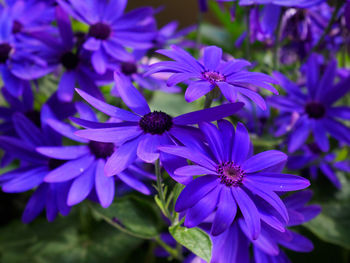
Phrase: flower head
[
  {"left": 146, "top": 45, "right": 278, "bottom": 110},
  {"left": 160, "top": 120, "right": 310, "bottom": 238},
  {"left": 268, "top": 55, "right": 350, "bottom": 153},
  {"left": 57, "top": 0, "right": 156, "bottom": 74}
]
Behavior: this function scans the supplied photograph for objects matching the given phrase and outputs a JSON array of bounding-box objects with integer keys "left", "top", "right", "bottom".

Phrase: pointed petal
[{"left": 95, "top": 159, "right": 115, "bottom": 207}]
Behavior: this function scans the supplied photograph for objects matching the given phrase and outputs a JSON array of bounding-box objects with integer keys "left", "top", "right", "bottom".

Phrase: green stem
[
  {"left": 245, "top": 7, "right": 251, "bottom": 61},
  {"left": 204, "top": 94, "right": 213, "bottom": 109},
  {"left": 304, "top": 0, "right": 343, "bottom": 62},
  {"left": 273, "top": 10, "right": 283, "bottom": 71},
  {"left": 155, "top": 159, "right": 172, "bottom": 220},
  {"left": 154, "top": 236, "right": 180, "bottom": 260}
]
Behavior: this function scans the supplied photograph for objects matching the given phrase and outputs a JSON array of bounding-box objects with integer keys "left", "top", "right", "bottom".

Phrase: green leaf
[
  {"left": 91, "top": 195, "right": 161, "bottom": 238},
  {"left": 169, "top": 225, "right": 212, "bottom": 262},
  {"left": 305, "top": 202, "right": 350, "bottom": 249}
]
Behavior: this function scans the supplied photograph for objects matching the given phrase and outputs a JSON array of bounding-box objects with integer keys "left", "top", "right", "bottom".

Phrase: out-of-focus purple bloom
[
  {"left": 160, "top": 120, "right": 309, "bottom": 238},
  {"left": 39, "top": 102, "right": 154, "bottom": 208},
  {"left": 0, "top": 1, "right": 54, "bottom": 96},
  {"left": 33, "top": 6, "right": 106, "bottom": 102},
  {"left": 58, "top": 0, "right": 156, "bottom": 74},
  {"left": 269, "top": 55, "right": 350, "bottom": 153},
  {"left": 72, "top": 73, "right": 244, "bottom": 184},
  {"left": 147, "top": 45, "right": 278, "bottom": 110},
  {"left": 345, "top": 1, "right": 350, "bottom": 31},
  {"left": 208, "top": 190, "right": 320, "bottom": 263},
  {"left": 0, "top": 108, "right": 71, "bottom": 223},
  {"left": 288, "top": 143, "right": 350, "bottom": 189}
]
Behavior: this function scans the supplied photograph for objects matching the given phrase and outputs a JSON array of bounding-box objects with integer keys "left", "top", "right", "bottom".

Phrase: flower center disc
[
  {"left": 12, "top": 20, "right": 23, "bottom": 34},
  {"left": 60, "top": 51, "right": 79, "bottom": 70},
  {"left": 121, "top": 62, "right": 138, "bottom": 75},
  {"left": 0, "top": 43, "right": 12, "bottom": 64},
  {"left": 217, "top": 162, "right": 245, "bottom": 187},
  {"left": 88, "top": 22, "right": 111, "bottom": 40},
  {"left": 305, "top": 101, "right": 326, "bottom": 119},
  {"left": 88, "top": 141, "right": 115, "bottom": 159},
  {"left": 202, "top": 71, "right": 225, "bottom": 83},
  {"left": 139, "top": 111, "right": 173, "bottom": 135}
]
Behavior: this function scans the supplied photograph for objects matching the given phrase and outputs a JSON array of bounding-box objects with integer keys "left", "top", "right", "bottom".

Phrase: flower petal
[{"left": 242, "top": 150, "right": 287, "bottom": 173}]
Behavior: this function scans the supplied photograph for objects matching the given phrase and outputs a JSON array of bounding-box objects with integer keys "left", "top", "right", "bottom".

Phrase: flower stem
[
  {"left": 155, "top": 159, "right": 172, "bottom": 220},
  {"left": 154, "top": 236, "right": 181, "bottom": 260}
]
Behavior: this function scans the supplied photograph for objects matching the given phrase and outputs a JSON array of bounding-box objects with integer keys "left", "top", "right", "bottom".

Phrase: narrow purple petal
[
  {"left": 211, "top": 186, "right": 237, "bottom": 236},
  {"left": 22, "top": 184, "right": 47, "bottom": 223},
  {"left": 203, "top": 46, "right": 222, "bottom": 70},
  {"left": 184, "top": 81, "right": 214, "bottom": 103},
  {"left": 117, "top": 171, "right": 151, "bottom": 195},
  {"left": 173, "top": 102, "right": 244, "bottom": 125},
  {"left": 174, "top": 165, "right": 216, "bottom": 176},
  {"left": 47, "top": 119, "right": 88, "bottom": 143},
  {"left": 217, "top": 82, "right": 237, "bottom": 102},
  {"left": 175, "top": 175, "right": 218, "bottom": 212},
  {"left": 12, "top": 113, "right": 45, "bottom": 147},
  {"left": 242, "top": 150, "right": 287, "bottom": 173},
  {"left": 199, "top": 122, "right": 224, "bottom": 163},
  {"left": 58, "top": 71, "right": 76, "bottom": 102},
  {"left": 36, "top": 146, "right": 89, "bottom": 160},
  {"left": 95, "top": 159, "right": 115, "bottom": 208},
  {"left": 288, "top": 119, "right": 310, "bottom": 153},
  {"left": 232, "top": 122, "right": 250, "bottom": 165},
  {"left": 44, "top": 155, "right": 95, "bottom": 182},
  {"left": 232, "top": 187, "right": 261, "bottom": 240},
  {"left": 75, "top": 88, "right": 140, "bottom": 121}
]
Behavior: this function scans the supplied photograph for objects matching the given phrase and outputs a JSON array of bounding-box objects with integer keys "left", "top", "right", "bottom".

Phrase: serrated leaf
[
  {"left": 169, "top": 225, "right": 212, "bottom": 262},
  {"left": 91, "top": 195, "right": 161, "bottom": 238}
]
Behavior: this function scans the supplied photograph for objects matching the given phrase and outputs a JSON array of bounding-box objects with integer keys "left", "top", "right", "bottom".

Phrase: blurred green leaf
[
  {"left": 91, "top": 195, "right": 162, "bottom": 238},
  {"left": 0, "top": 214, "right": 142, "bottom": 263},
  {"left": 169, "top": 225, "right": 212, "bottom": 262}
]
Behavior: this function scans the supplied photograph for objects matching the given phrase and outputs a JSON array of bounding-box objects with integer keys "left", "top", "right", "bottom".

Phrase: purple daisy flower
[
  {"left": 38, "top": 102, "right": 154, "bottom": 208},
  {"left": 57, "top": 0, "right": 156, "bottom": 74},
  {"left": 288, "top": 143, "right": 350, "bottom": 189},
  {"left": 72, "top": 72, "right": 244, "bottom": 184},
  {"left": 146, "top": 45, "right": 278, "bottom": 110},
  {"left": 0, "top": 109, "right": 71, "bottom": 223},
  {"left": 268, "top": 56, "right": 350, "bottom": 153},
  {"left": 33, "top": 6, "right": 105, "bottom": 102},
  {"left": 159, "top": 120, "right": 310, "bottom": 238}
]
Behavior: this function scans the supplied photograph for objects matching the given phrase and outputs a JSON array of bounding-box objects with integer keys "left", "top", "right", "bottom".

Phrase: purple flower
[
  {"left": 32, "top": 6, "right": 108, "bottom": 102},
  {"left": 0, "top": 109, "right": 71, "bottom": 223},
  {"left": 39, "top": 102, "right": 154, "bottom": 208},
  {"left": 268, "top": 56, "right": 350, "bottom": 153},
  {"left": 72, "top": 72, "right": 244, "bottom": 184},
  {"left": 159, "top": 120, "right": 310, "bottom": 238},
  {"left": 57, "top": 0, "right": 156, "bottom": 74},
  {"left": 146, "top": 45, "right": 278, "bottom": 110},
  {"left": 288, "top": 143, "right": 350, "bottom": 189}
]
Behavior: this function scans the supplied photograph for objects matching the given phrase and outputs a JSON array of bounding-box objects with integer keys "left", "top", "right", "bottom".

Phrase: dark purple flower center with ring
[
  {"left": 139, "top": 111, "right": 173, "bottom": 135},
  {"left": 305, "top": 101, "right": 326, "bottom": 119},
  {"left": 48, "top": 159, "right": 67, "bottom": 171},
  {"left": 217, "top": 162, "right": 245, "bottom": 187},
  {"left": 12, "top": 20, "right": 23, "bottom": 34},
  {"left": 88, "top": 22, "right": 111, "bottom": 40},
  {"left": 88, "top": 141, "right": 115, "bottom": 159},
  {"left": 202, "top": 71, "right": 226, "bottom": 83},
  {"left": 60, "top": 51, "right": 79, "bottom": 70},
  {"left": 0, "top": 43, "right": 12, "bottom": 64},
  {"left": 121, "top": 62, "right": 138, "bottom": 75}
]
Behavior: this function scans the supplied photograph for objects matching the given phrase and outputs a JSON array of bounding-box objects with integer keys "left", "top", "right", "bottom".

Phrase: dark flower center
[
  {"left": 88, "top": 22, "right": 111, "bottom": 40},
  {"left": 60, "top": 51, "right": 79, "bottom": 70},
  {"left": 48, "top": 159, "right": 67, "bottom": 170},
  {"left": 305, "top": 102, "right": 326, "bottom": 119},
  {"left": 217, "top": 162, "right": 245, "bottom": 187},
  {"left": 12, "top": 20, "right": 23, "bottom": 34},
  {"left": 88, "top": 141, "right": 115, "bottom": 159},
  {"left": 139, "top": 111, "right": 173, "bottom": 135},
  {"left": 0, "top": 43, "right": 12, "bottom": 64},
  {"left": 25, "top": 110, "right": 41, "bottom": 127},
  {"left": 202, "top": 71, "right": 226, "bottom": 83},
  {"left": 121, "top": 62, "right": 138, "bottom": 75}
]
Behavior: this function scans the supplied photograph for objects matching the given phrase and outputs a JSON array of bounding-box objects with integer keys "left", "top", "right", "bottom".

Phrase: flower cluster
[{"left": 0, "top": 0, "right": 349, "bottom": 262}]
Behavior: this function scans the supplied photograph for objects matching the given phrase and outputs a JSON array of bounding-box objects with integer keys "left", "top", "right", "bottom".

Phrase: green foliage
[
  {"left": 169, "top": 224, "right": 212, "bottom": 262},
  {"left": 91, "top": 195, "right": 163, "bottom": 239}
]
